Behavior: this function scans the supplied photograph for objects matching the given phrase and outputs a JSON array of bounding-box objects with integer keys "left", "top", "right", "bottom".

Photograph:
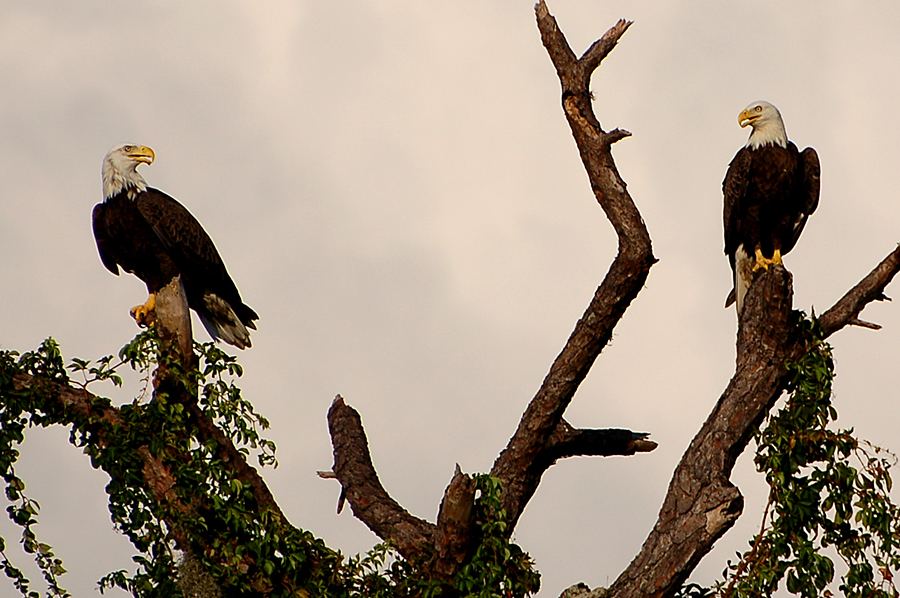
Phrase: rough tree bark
[{"left": 609, "top": 249, "right": 900, "bottom": 598}]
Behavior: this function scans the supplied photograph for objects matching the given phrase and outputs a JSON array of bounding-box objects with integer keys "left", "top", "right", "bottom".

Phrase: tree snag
[{"left": 326, "top": 0, "right": 658, "bottom": 582}]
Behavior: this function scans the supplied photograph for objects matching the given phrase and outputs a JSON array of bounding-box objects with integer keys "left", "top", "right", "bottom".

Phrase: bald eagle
[
  {"left": 723, "top": 101, "right": 820, "bottom": 313},
  {"left": 93, "top": 144, "right": 258, "bottom": 348}
]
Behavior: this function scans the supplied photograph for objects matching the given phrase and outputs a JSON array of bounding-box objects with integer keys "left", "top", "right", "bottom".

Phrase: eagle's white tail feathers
[
  {"left": 199, "top": 293, "right": 252, "bottom": 349},
  {"left": 734, "top": 245, "right": 754, "bottom": 314}
]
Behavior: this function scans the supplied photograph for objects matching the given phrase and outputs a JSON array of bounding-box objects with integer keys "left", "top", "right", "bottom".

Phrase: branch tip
[
  {"left": 848, "top": 317, "right": 882, "bottom": 331},
  {"left": 606, "top": 128, "right": 632, "bottom": 144},
  {"left": 599, "top": 19, "right": 632, "bottom": 43},
  {"left": 610, "top": 19, "right": 633, "bottom": 37},
  {"left": 631, "top": 439, "right": 658, "bottom": 453}
]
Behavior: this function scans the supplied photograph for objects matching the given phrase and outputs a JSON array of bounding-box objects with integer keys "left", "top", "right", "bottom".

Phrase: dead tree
[{"left": 325, "top": 2, "right": 900, "bottom": 596}]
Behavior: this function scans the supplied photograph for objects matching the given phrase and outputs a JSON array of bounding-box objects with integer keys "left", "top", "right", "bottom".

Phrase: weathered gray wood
[{"left": 154, "top": 276, "right": 193, "bottom": 365}]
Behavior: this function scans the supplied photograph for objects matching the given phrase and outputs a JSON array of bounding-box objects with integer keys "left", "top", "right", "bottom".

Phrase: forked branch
[
  {"left": 325, "top": 0, "right": 657, "bottom": 582},
  {"left": 490, "top": 0, "right": 655, "bottom": 531}
]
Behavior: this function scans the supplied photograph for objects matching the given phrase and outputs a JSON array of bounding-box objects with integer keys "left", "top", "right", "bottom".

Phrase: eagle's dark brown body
[
  {"left": 723, "top": 142, "right": 820, "bottom": 268},
  {"left": 723, "top": 141, "right": 820, "bottom": 310},
  {"left": 93, "top": 188, "right": 258, "bottom": 346}
]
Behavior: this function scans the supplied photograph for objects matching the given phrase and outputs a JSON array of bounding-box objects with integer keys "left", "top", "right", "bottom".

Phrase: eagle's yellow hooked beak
[{"left": 127, "top": 145, "right": 155, "bottom": 165}]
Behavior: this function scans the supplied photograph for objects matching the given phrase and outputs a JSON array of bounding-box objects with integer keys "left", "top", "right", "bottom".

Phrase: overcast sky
[{"left": 2, "top": 1, "right": 900, "bottom": 596}]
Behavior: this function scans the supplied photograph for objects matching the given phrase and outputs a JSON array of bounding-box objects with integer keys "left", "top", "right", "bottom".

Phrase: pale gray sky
[{"left": 2, "top": 1, "right": 899, "bottom": 596}]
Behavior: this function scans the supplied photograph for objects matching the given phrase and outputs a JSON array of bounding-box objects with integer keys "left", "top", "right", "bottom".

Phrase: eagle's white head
[
  {"left": 739, "top": 101, "right": 788, "bottom": 149},
  {"left": 102, "top": 144, "right": 155, "bottom": 200}
]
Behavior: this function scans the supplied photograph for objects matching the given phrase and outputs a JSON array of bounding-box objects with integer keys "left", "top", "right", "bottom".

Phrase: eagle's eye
[
  {"left": 123, "top": 145, "right": 133, "bottom": 153},
  {"left": 755, "top": 106, "right": 762, "bottom": 112}
]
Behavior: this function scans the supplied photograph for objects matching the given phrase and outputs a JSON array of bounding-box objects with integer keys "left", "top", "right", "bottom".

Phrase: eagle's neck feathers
[
  {"left": 102, "top": 159, "right": 147, "bottom": 200},
  {"left": 746, "top": 119, "right": 788, "bottom": 150}
]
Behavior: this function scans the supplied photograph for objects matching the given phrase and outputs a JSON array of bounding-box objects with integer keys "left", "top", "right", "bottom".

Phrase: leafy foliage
[
  {"left": 455, "top": 475, "right": 541, "bottom": 598},
  {"left": 722, "top": 316, "right": 900, "bottom": 598},
  {"left": 0, "top": 339, "right": 71, "bottom": 598},
  {"left": 96, "top": 331, "right": 345, "bottom": 597},
  {"left": 672, "top": 583, "right": 714, "bottom": 598},
  {"left": 0, "top": 334, "right": 344, "bottom": 597},
  {"left": 0, "top": 334, "right": 541, "bottom": 598}
]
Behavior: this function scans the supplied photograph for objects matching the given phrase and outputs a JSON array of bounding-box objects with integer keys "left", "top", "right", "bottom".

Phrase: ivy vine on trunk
[{"left": 720, "top": 315, "right": 900, "bottom": 598}]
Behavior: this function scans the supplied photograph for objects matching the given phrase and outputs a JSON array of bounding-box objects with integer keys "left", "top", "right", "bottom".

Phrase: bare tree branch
[
  {"left": 326, "top": 1, "right": 655, "bottom": 579},
  {"left": 580, "top": 19, "right": 633, "bottom": 78},
  {"left": 489, "top": 0, "right": 655, "bottom": 531},
  {"left": 542, "top": 420, "right": 656, "bottom": 463},
  {"left": 819, "top": 244, "right": 900, "bottom": 338},
  {"left": 847, "top": 317, "right": 882, "bottom": 331},
  {"left": 609, "top": 266, "right": 794, "bottom": 598},
  {"left": 155, "top": 276, "right": 194, "bottom": 367},
  {"left": 327, "top": 395, "right": 437, "bottom": 559}
]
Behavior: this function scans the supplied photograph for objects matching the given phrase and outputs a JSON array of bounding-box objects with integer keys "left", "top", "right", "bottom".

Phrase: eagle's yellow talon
[
  {"left": 751, "top": 247, "right": 784, "bottom": 273},
  {"left": 752, "top": 248, "right": 772, "bottom": 272},
  {"left": 772, "top": 248, "right": 783, "bottom": 266},
  {"left": 130, "top": 293, "right": 157, "bottom": 327}
]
